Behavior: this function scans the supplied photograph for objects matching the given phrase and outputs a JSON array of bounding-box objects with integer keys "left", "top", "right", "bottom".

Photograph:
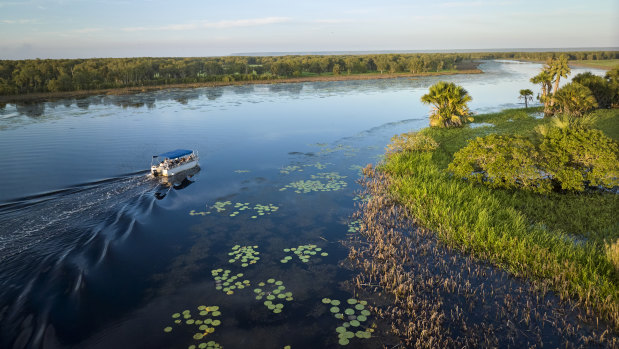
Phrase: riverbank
[
  {"left": 369, "top": 108, "right": 618, "bottom": 333},
  {"left": 0, "top": 68, "right": 482, "bottom": 104},
  {"left": 515, "top": 58, "right": 618, "bottom": 70}
]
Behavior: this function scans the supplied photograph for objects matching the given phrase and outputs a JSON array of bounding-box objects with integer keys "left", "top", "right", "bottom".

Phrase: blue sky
[{"left": 0, "top": 0, "right": 617, "bottom": 59}]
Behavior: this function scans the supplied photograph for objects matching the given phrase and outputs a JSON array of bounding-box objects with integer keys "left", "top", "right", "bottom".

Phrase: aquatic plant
[
  {"left": 317, "top": 144, "right": 358, "bottom": 156},
  {"left": 211, "top": 269, "right": 250, "bottom": 295},
  {"left": 253, "top": 279, "right": 293, "bottom": 313},
  {"left": 348, "top": 162, "right": 618, "bottom": 347},
  {"left": 347, "top": 220, "right": 362, "bottom": 233},
  {"left": 352, "top": 194, "right": 371, "bottom": 203},
  {"left": 280, "top": 165, "right": 301, "bottom": 174},
  {"left": 349, "top": 165, "right": 364, "bottom": 176},
  {"left": 164, "top": 305, "right": 223, "bottom": 348},
  {"left": 228, "top": 245, "right": 260, "bottom": 267},
  {"left": 281, "top": 244, "right": 328, "bottom": 263},
  {"left": 280, "top": 173, "right": 348, "bottom": 194},
  {"left": 280, "top": 162, "right": 331, "bottom": 174},
  {"left": 190, "top": 202, "right": 279, "bottom": 219},
  {"left": 321, "top": 297, "right": 374, "bottom": 345}
]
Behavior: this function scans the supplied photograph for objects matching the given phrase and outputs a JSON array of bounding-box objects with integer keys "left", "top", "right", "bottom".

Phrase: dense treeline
[{"left": 1, "top": 51, "right": 617, "bottom": 95}]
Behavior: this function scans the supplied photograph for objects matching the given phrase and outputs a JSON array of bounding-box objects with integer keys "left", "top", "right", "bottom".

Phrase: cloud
[
  {"left": 312, "top": 19, "right": 354, "bottom": 24},
  {"left": 0, "top": 19, "right": 37, "bottom": 24},
  {"left": 122, "top": 17, "right": 292, "bottom": 32},
  {"left": 73, "top": 27, "right": 103, "bottom": 33}
]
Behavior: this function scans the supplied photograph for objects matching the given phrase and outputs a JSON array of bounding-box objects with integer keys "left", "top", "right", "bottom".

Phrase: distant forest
[{"left": 1, "top": 51, "right": 617, "bottom": 95}]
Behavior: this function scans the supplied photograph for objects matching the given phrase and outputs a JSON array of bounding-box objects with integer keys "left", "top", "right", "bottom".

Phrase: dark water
[{"left": 0, "top": 61, "right": 606, "bottom": 348}]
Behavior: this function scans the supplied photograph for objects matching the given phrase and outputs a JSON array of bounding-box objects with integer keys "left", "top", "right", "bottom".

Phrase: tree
[
  {"left": 548, "top": 54, "right": 571, "bottom": 106},
  {"left": 518, "top": 89, "right": 534, "bottom": 108},
  {"left": 375, "top": 56, "right": 390, "bottom": 74},
  {"left": 604, "top": 67, "right": 619, "bottom": 108},
  {"left": 572, "top": 72, "right": 612, "bottom": 109},
  {"left": 421, "top": 81, "right": 473, "bottom": 128},
  {"left": 553, "top": 82, "right": 598, "bottom": 117},
  {"left": 530, "top": 68, "right": 553, "bottom": 116},
  {"left": 332, "top": 64, "right": 341, "bottom": 75}
]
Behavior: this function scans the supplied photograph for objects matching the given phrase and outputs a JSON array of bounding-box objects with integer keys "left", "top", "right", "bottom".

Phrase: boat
[{"left": 151, "top": 149, "right": 199, "bottom": 177}]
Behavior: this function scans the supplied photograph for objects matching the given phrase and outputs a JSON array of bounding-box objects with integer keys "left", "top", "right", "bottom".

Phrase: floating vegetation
[
  {"left": 321, "top": 298, "right": 373, "bottom": 345},
  {"left": 228, "top": 245, "right": 260, "bottom": 267},
  {"left": 253, "top": 279, "right": 293, "bottom": 313},
  {"left": 352, "top": 194, "right": 372, "bottom": 203},
  {"left": 349, "top": 165, "right": 364, "bottom": 176},
  {"left": 311, "top": 172, "right": 347, "bottom": 181},
  {"left": 280, "top": 172, "right": 347, "bottom": 194},
  {"left": 234, "top": 169, "right": 250, "bottom": 173},
  {"left": 281, "top": 244, "right": 328, "bottom": 263},
  {"left": 317, "top": 144, "right": 358, "bottom": 156},
  {"left": 280, "top": 165, "right": 301, "bottom": 174},
  {"left": 347, "top": 220, "right": 362, "bottom": 233},
  {"left": 211, "top": 269, "right": 250, "bottom": 295},
  {"left": 164, "top": 305, "right": 223, "bottom": 348},
  {"left": 280, "top": 162, "right": 330, "bottom": 174},
  {"left": 190, "top": 201, "right": 279, "bottom": 219},
  {"left": 304, "top": 162, "right": 330, "bottom": 170}
]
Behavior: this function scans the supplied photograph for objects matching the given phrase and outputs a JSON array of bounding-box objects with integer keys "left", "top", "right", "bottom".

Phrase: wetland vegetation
[{"left": 353, "top": 59, "right": 619, "bottom": 345}]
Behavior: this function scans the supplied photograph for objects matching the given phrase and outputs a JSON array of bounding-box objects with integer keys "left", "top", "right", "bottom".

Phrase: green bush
[
  {"left": 449, "top": 127, "right": 619, "bottom": 193},
  {"left": 448, "top": 134, "right": 551, "bottom": 193},
  {"left": 540, "top": 127, "right": 619, "bottom": 191},
  {"left": 386, "top": 132, "right": 438, "bottom": 154},
  {"left": 552, "top": 82, "right": 598, "bottom": 117}
]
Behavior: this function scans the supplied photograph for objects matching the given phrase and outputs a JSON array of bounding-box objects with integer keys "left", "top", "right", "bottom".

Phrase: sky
[{"left": 0, "top": 0, "right": 618, "bottom": 59}]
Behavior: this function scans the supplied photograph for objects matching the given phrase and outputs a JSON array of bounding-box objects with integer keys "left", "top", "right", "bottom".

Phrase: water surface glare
[{"left": 0, "top": 61, "right": 606, "bottom": 348}]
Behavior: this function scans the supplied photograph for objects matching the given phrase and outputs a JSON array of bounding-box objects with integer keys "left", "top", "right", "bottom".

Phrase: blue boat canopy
[{"left": 157, "top": 149, "right": 193, "bottom": 159}]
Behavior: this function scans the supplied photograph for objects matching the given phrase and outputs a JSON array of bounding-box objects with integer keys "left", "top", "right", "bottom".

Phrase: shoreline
[
  {"left": 0, "top": 68, "right": 482, "bottom": 104},
  {"left": 514, "top": 58, "right": 617, "bottom": 70}
]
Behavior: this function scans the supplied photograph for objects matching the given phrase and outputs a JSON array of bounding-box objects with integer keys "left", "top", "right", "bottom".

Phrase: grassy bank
[
  {"left": 0, "top": 68, "right": 481, "bottom": 104},
  {"left": 379, "top": 108, "right": 619, "bottom": 330},
  {"left": 569, "top": 59, "right": 619, "bottom": 70}
]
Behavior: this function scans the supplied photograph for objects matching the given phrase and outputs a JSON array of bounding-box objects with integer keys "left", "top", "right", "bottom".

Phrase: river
[{"left": 0, "top": 61, "right": 606, "bottom": 348}]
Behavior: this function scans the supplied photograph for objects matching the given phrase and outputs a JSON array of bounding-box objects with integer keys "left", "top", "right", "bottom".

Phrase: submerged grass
[{"left": 379, "top": 108, "right": 619, "bottom": 330}]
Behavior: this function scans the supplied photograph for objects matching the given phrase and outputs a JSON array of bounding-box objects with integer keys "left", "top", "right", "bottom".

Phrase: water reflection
[
  {"left": 15, "top": 102, "right": 45, "bottom": 117},
  {"left": 205, "top": 88, "right": 224, "bottom": 100},
  {"left": 154, "top": 166, "right": 201, "bottom": 199}
]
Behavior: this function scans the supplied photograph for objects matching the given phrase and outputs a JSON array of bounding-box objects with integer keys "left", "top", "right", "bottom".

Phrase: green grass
[
  {"left": 570, "top": 59, "right": 619, "bottom": 69},
  {"left": 380, "top": 108, "right": 619, "bottom": 329}
]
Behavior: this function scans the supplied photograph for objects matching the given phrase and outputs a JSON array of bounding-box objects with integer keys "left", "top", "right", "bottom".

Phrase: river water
[{"left": 0, "top": 61, "right": 606, "bottom": 348}]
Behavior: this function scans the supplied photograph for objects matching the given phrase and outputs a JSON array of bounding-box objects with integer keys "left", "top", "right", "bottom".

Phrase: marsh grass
[{"left": 380, "top": 108, "right": 619, "bottom": 330}]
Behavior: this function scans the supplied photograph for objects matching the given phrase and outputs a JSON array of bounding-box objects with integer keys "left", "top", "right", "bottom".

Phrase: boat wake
[{"left": 0, "top": 172, "right": 159, "bottom": 348}]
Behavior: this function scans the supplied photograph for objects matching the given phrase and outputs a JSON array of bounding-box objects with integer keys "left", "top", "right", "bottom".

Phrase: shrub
[
  {"left": 448, "top": 134, "right": 552, "bottom": 193},
  {"left": 552, "top": 82, "right": 598, "bottom": 117},
  {"left": 386, "top": 132, "right": 438, "bottom": 154},
  {"left": 572, "top": 72, "right": 613, "bottom": 109},
  {"left": 540, "top": 127, "right": 619, "bottom": 191},
  {"left": 449, "top": 128, "right": 619, "bottom": 193}
]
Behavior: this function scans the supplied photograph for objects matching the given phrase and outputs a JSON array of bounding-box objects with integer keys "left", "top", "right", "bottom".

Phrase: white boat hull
[{"left": 151, "top": 159, "right": 199, "bottom": 176}]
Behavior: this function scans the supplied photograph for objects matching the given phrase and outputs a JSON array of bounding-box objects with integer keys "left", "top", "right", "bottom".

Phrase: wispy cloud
[
  {"left": 438, "top": 1, "right": 515, "bottom": 8},
  {"left": 122, "top": 17, "right": 292, "bottom": 32},
  {"left": 439, "top": 1, "right": 484, "bottom": 8},
  {"left": 313, "top": 19, "right": 354, "bottom": 24},
  {"left": 0, "top": 19, "right": 37, "bottom": 24},
  {"left": 73, "top": 27, "right": 103, "bottom": 33}
]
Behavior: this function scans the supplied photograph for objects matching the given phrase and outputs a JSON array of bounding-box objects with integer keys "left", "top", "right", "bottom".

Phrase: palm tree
[
  {"left": 553, "top": 82, "right": 598, "bottom": 117},
  {"left": 549, "top": 54, "right": 571, "bottom": 107},
  {"left": 421, "top": 81, "right": 473, "bottom": 128},
  {"left": 530, "top": 68, "right": 553, "bottom": 116},
  {"left": 518, "top": 89, "right": 534, "bottom": 108}
]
